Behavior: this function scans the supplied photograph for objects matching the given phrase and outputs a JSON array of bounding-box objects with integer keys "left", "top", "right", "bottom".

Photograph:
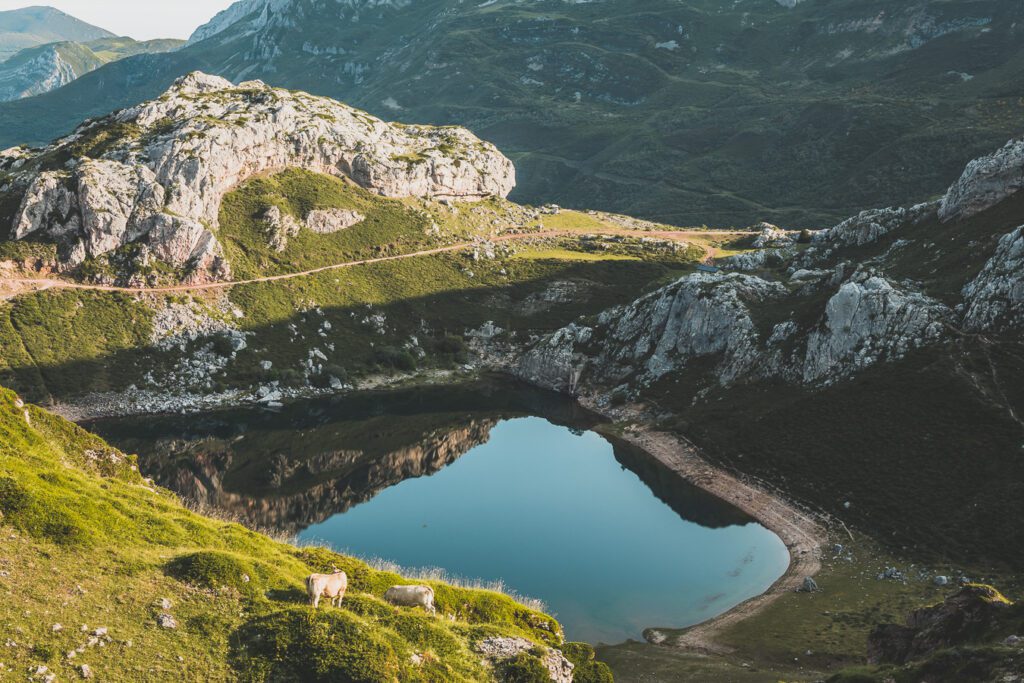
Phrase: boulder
[
  {"left": 304, "top": 208, "right": 365, "bottom": 234},
  {"left": 474, "top": 637, "right": 574, "bottom": 683},
  {"left": 752, "top": 222, "right": 794, "bottom": 248}
]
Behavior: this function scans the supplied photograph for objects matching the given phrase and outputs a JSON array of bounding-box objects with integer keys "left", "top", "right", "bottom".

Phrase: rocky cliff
[
  {"left": 516, "top": 135, "right": 1024, "bottom": 398},
  {"left": 1, "top": 71, "right": 514, "bottom": 281}
]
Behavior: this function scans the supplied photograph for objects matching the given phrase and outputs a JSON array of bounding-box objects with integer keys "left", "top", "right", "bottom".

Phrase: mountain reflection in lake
[{"left": 88, "top": 378, "right": 789, "bottom": 643}]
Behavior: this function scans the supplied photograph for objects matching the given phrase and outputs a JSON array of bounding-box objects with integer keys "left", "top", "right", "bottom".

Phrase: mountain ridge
[
  {"left": 0, "top": 0, "right": 1022, "bottom": 227},
  {"left": 0, "top": 5, "right": 114, "bottom": 60}
]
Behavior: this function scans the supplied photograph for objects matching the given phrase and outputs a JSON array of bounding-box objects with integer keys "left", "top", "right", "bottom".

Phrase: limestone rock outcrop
[
  {"left": 962, "top": 225, "right": 1024, "bottom": 331},
  {"left": 517, "top": 273, "right": 788, "bottom": 392},
  {"left": 304, "top": 208, "right": 365, "bottom": 234},
  {"left": 939, "top": 137, "right": 1024, "bottom": 222},
  {"left": 517, "top": 268, "right": 950, "bottom": 394},
  {"left": 816, "top": 202, "right": 935, "bottom": 248},
  {"left": 4, "top": 71, "right": 514, "bottom": 280},
  {"left": 751, "top": 222, "right": 794, "bottom": 248},
  {"left": 802, "top": 276, "right": 949, "bottom": 382}
]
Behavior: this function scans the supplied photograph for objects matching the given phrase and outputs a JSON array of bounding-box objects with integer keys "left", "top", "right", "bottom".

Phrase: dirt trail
[
  {"left": 586, "top": 407, "right": 826, "bottom": 655},
  {"left": 0, "top": 228, "right": 753, "bottom": 298}
]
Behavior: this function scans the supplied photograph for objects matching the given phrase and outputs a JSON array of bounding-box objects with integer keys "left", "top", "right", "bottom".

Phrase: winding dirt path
[
  {"left": 0, "top": 228, "right": 753, "bottom": 298},
  {"left": 584, "top": 402, "right": 826, "bottom": 655}
]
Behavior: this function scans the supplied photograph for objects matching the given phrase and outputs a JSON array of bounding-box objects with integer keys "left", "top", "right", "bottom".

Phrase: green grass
[
  {"left": 0, "top": 387, "right": 607, "bottom": 681},
  {"left": 511, "top": 248, "right": 640, "bottom": 262},
  {"left": 216, "top": 169, "right": 454, "bottom": 280},
  {"left": 0, "top": 290, "right": 155, "bottom": 400}
]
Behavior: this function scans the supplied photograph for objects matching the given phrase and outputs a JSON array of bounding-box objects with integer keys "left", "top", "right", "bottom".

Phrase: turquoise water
[
  {"left": 298, "top": 417, "right": 788, "bottom": 644},
  {"left": 88, "top": 381, "right": 789, "bottom": 644}
]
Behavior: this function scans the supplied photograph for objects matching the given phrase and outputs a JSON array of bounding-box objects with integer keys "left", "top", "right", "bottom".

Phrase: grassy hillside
[
  {"left": 0, "top": 169, "right": 709, "bottom": 405},
  {"left": 0, "top": 386, "right": 611, "bottom": 681}
]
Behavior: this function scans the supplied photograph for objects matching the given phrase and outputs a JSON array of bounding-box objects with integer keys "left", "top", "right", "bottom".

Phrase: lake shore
[
  {"left": 583, "top": 398, "right": 828, "bottom": 655},
  {"left": 58, "top": 370, "right": 827, "bottom": 655}
]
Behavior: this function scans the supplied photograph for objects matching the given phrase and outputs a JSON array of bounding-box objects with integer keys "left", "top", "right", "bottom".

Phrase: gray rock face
[
  {"left": 517, "top": 269, "right": 950, "bottom": 395},
  {"left": 7, "top": 71, "right": 514, "bottom": 280},
  {"left": 516, "top": 323, "right": 592, "bottom": 394},
  {"left": 962, "top": 225, "right": 1024, "bottom": 331},
  {"left": 474, "top": 637, "right": 573, "bottom": 683},
  {"left": 721, "top": 247, "right": 793, "bottom": 271},
  {"left": 752, "top": 223, "right": 794, "bottom": 248},
  {"left": 818, "top": 203, "right": 935, "bottom": 248},
  {"left": 939, "top": 138, "right": 1024, "bottom": 222},
  {"left": 802, "top": 276, "right": 949, "bottom": 382},
  {"left": 0, "top": 44, "right": 87, "bottom": 101},
  {"left": 517, "top": 273, "right": 787, "bottom": 391},
  {"left": 261, "top": 205, "right": 300, "bottom": 252},
  {"left": 304, "top": 208, "right": 365, "bottom": 234}
]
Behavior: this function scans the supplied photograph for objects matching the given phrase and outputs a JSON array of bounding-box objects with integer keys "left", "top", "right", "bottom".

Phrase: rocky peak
[
  {"left": 5, "top": 71, "right": 514, "bottom": 281},
  {"left": 939, "top": 137, "right": 1024, "bottom": 222}
]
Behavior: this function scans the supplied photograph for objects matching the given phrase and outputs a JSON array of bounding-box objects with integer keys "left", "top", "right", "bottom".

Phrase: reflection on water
[{"left": 88, "top": 378, "right": 789, "bottom": 643}]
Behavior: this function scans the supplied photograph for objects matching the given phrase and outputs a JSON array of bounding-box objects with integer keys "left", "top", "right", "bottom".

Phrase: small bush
[
  {"left": 277, "top": 369, "right": 306, "bottom": 388},
  {"left": 210, "top": 334, "right": 238, "bottom": 357},
  {"left": 324, "top": 365, "right": 348, "bottom": 383},
  {"left": 232, "top": 607, "right": 408, "bottom": 682},
  {"left": 561, "top": 642, "right": 614, "bottom": 683},
  {"left": 374, "top": 347, "right": 417, "bottom": 372},
  {"left": 433, "top": 334, "right": 467, "bottom": 355},
  {"left": 30, "top": 644, "right": 57, "bottom": 663},
  {"left": 166, "top": 551, "right": 258, "bottom": 593},
  {"left": 0, "top": 476, "right": 30, "bottom": 514},
  {"left": 499, "top": 653, "right": 550, "bottom": 682}
]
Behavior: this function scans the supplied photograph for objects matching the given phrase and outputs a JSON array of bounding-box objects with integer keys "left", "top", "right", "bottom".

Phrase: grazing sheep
[
  {"left": 306, "top": 570, "right": 348, "bottom": 609},
  {"left": 384, "top": 585, "right": 436, "bottom": 614}
]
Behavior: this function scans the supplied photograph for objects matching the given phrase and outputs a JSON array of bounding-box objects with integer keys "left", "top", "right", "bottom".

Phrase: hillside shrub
[
  {"left": 561, "top": 642, "right": 614, "bottom": 682},
  {"left": 499, "top": 652, "right": 550, "bottom": 682},
  {"left": 166, "top": 551, "right": 260, "bottom": 594},
  {"left": 374, "top": 346, "right": 417, "bottom": 372},
  {"left": 0, "top": 476, "right": 30, "bottom": 514},
  {"left": 232, "top": 607, "right": 408, "bottom": 682}
]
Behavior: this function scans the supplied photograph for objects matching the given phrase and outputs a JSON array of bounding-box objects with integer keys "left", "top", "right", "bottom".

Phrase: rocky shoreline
[{"left": 599, "top": 420, "right": 825, "bottom": 654}]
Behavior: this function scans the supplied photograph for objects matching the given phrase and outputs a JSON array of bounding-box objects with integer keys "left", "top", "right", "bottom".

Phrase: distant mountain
[
  {"left": 0, "top": 36, "right": 183, "bottom": 101},
  {"left": 0, "top": 0, "right": 1022, "bottom": 227},
  {"left": 0, "top": 5, "right": 114, "bottom": 60}
]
